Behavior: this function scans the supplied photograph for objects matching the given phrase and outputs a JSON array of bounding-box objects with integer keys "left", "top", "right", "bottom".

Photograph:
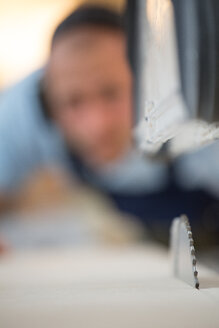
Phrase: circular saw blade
[{"left": 170, "top": 215, "right": 199, "bottom": 289}]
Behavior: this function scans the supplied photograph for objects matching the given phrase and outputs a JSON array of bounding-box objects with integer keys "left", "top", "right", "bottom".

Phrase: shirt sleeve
[{"left": 0, "top": 96, "right": 29, "bottom": 193}]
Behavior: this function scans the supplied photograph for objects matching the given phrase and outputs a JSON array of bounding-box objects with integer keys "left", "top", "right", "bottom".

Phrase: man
[
  {"left": 0, "top": 5, "right": 167, "bottom": 215},
  {"left": 1, "top": 5, "right": 217, "bottom": 247}
]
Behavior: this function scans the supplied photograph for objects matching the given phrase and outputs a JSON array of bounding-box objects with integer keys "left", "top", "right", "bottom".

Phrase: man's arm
[
  {"left": 0, "top": 194, "right": 11, "bottom": 214},
  {"left": 0, "top": 169, "right": 73, "bottom": 214}
]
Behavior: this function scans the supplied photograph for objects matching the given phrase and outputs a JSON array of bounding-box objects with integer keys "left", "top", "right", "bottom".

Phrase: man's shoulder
[
  {"left": 0, "top": 68, "right": 45, "bottom": 126},
  {"left": 0, "top": 68, "right": 44, "bottom": 109}
]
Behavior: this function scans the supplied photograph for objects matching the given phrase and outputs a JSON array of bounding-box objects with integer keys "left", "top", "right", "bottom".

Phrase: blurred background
[
  {"left": 0, "top": 0, "right": 147, "bottom": 251},
  {"left": 0, "top": 0, "right": 125, "bottom": 89},
  {"left": 0, "top": 0, "right": 218, "bottom": 253}
]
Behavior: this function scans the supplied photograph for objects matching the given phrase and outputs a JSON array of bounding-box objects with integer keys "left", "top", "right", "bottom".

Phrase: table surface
[{"left": 0, "top": 244, "right": 219, "bottom": 328}]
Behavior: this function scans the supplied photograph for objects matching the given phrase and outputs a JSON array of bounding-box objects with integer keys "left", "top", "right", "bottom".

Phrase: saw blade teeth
[
  {"left": 190, "top": 246, "right": 195, "bottom": 256},
  {"left": 192, "top": 259, "right": 196, "bottom": 266},
  {"left": 184, "top": 216, "right": 199, "bottom": 290},
  {"left": 171, "top": 215, "right": 200, "bottom": 289}
]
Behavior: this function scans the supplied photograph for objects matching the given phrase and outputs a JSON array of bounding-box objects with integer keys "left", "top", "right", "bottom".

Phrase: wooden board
[{"left": 0, "top": 244, "right": 219, "bottom": 328}]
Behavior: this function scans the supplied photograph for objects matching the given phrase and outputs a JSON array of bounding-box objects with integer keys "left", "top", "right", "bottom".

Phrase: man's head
[{"left": 43, "top": 6, "right": 133, "bottom": 168}]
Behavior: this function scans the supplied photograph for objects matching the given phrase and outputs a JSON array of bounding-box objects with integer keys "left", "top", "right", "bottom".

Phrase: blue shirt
[
  {"left": 0, "top": 69, "right": 168, "bottom": 194},
  {"left": 0, "top": 70, "right": 218, "bottom": 245}
]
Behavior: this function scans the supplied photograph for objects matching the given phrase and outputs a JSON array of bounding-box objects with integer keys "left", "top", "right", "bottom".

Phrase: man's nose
[{"left": 83, "top": 100, "right": 112, "bottom": 136}]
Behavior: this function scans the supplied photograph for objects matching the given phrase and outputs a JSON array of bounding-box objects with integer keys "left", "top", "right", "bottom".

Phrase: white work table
[{"left": 0, "top": 244, "right": 219, "bottom": 328}]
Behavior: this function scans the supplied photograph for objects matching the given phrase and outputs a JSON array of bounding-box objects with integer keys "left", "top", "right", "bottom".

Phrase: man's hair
[{"left": 52, "top": 5, "right": 125, "bottom": 46}]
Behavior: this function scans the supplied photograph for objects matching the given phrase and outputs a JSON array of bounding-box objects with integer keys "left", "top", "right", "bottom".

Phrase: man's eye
[
  {"left": 69, "top": 97, "right": 83, "bottom": 108},
  {"left": 101, "top": 88, "right": 120, "bottom": 101},
  {"left": 57, "top": 97, "right": 82, "bottom": 110}
]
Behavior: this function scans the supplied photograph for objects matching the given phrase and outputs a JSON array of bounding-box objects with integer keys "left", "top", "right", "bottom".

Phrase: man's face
[{"left": 44, "top": 26, "right": 133, "bottom": 167}]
